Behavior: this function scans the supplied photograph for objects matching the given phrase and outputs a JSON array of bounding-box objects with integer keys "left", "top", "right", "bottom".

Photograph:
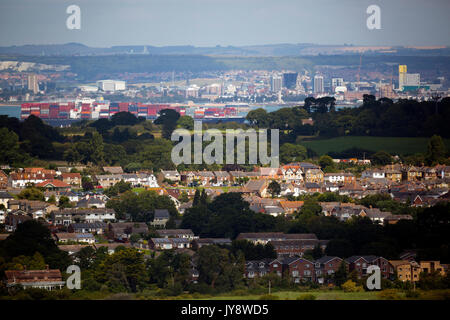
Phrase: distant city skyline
[{"left": 0, "top": 0, "right": 449, "bottom": 47}]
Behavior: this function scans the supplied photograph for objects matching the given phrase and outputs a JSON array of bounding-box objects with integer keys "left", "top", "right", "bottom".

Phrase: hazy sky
[{"left": 0, "top": 0, "right": 449, "bottom": 47}]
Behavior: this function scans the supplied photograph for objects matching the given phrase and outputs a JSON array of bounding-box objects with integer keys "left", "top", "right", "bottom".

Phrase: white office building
[{"left": 96, "top": 80, "right": 126, "bottom": 92}]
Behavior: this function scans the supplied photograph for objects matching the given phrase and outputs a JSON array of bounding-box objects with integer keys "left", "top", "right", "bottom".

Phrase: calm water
[{"left": 0, "top": 105, "right": 21, "bottom": 118}]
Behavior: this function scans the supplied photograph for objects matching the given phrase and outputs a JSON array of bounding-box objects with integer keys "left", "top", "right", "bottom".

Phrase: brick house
[
  {"left": 269, "top": 259, "right": 283, "bottom": 276},
  {"left": 282, "top": 257, "right": 316, "bottom": 283},
  {"left": 314, "top": 256, "right": 345, "bottom": 284},
  {"left": 244, "top": 259, "right": 272, "bottom": 278},
  {"left": 345, "top": 255, "right": 390, "bottom": 279}
]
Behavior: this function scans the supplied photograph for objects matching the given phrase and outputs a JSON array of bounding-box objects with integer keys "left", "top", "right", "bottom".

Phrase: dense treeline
[
  {"left": 247, "top": 96, "right": 450, "bottom": 139},
  {"left": 0, "top": 199, "right": 449, "bottom": 299},
  {"left": 181, "top": 192, "right": 450, "bottom": 262}
]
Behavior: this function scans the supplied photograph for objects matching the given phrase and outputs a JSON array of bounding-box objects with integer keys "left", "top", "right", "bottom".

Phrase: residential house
[
  {"left": 229, "top": 171, "right": 261, "bottom": 182},
  {"left": 263, "top": 205, "right": 285, "bottom": 217},
  {"left": 179, "top": 201, "right": 193, "bottom": 215},
  {"left": 69, "top": 222, "right": 107, "bottom": 234},
  {"left": 159, "top": 170, "right": 181, "bottom": 183},
  {"left": 0, "top": 190, "right": 14, "bottom": 209},
  {"left": 305, "top": 169, "right": 324, "bottom": 184},
  {"left": 213, "top": 171, "right": 231, "bottom": 185},
  {"left": 421, "top": 167, "right": 437, "bottom": 181},
  {"left": 157, "top": 229, "right": 196, "bottom": 240},
  {"left": 314, "top": 256, "right": 345, "bottom": 284},
  {"left": 323, "top": 182, "right": 340, "bottom": 192},
  {"left": 4, "top": 211, "right": 32, "bottom": 232},
  {"left": 108, "top": 222, "right": 149, "bottom": 241},
  {"left": 297, "top": 162, "right": 320, "bottom": 173},
  {"left": 180, "top": 171, "right": 198, "bottom": 185},
  {"left": 389, "top": 260, "right": 421, "bottom": 282},
  {"left": 282, "top": 257, "right": 316, "bottom": 283},
  {"left": 244, "top": 259, "right": 272, "bottom": 278},
  {"left": 237, "top": 232, "right": 319, "bottom": 246},
  {"left": 268, "top": 259, "right": 283, "bottom": 276},
  {"left": 103, "top": 166, "right": 123, "bottom": 174},
  {"left": 5, "top": 268, "right": 65, "bottom": 290},
  {"left": 279, "top": 183, "right": 295, "bottom": 197},
  {"left": 55, "top": 232, "right": 95, "bottom": 244},
  {"left": 305, "top": 182, "right": 322, "bottom": 193},
  {"left": 151, "top": 209, "right": 170, "bottom": 228},
  {"left": 242, "top": 180, "right": 268, "bottom": 197},
  {"left": 257, "top": 167, "right": 281, "bottom": 180},
  {"left": 9, "top": 171, "right": 55, "bottom": 188},
  {"left": 280, "top": 165, "right": 303, "bottom": 184},
  {"left": 61, "top": 173, "right": 82, "bottom": 187},
  {"left": 236, "top": 232, "right": 287, "bottom": 245},
  {"left": 122, "top": 173, "right": 159, "bottom": 188},
  {"left": 51, "top": 208, "right": 116, "bottom": 226},
  {"left": 361, "top": 169, "right": 385, "bottom": 179},
  {"left": 36, "top": 179, "right": 71, "bottom": 191},
  {"left": 405, "top": 166, "right": 422, "bottom": 181},
  {"left": 279, "top": 200, "right": 304, "bottom": 215},
  {"left": 94, "top": 243, "right": 132, "bottom": 254},
  {"left": 345, "top": 256, "right": 390, "bottom": 279},
  {"left": 44, "top": 191, "right": 79, "bottom": 203},
  {"left": 58, "top": 244, "right": 91, "bottom": 256},
  {"left": 419, "top": 261, "right": 446, "bottom": 276},
  {"left": 360, "top": 208, "right": 393, "bottom": 225},
  {"left": 149, "top": 237, "right": 191, "bottom": 250},
  {"left": 196, "top": 171, "right": 215, "bottom": 186},
  {"left": 385, "top": 168, "right": 402, "bottom": 183},
  {"left": 95, "top": 174, "right": 123, "bottom": 188},
  {"left": 0, "top": 170, "right": 8, "bottom": 189},
  {"left": 324, "top": 172, "right": 355, "bottom": 184},
  {"left": 76, "top": 197, "right": 106, "bottom": 209},
  {"left": 193, "top": 238, "right": 232, "bottom": 248},
  {"left": 270, "top": 239, "right": 327, "bottom": 257}
]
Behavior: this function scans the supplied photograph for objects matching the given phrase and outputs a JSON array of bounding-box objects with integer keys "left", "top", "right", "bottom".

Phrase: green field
[{"left": 301, "top": 136, "right": 450, "bottom": 156}]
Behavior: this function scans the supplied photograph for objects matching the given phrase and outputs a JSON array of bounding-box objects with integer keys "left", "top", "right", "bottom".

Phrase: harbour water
[{"left": 0, "top": 105, "right": 21, "bottom": 118}]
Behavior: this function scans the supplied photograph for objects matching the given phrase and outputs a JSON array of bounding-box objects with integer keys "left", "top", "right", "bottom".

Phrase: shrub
[
  {"left": 230, "top": 289, "right": 248, "bottom": 296},
  {"left": 341, "top": 280, "right": 363, "bottom": 293},
  {"left": 259, "top": 294, "right": 279, "bottom": 300},
  {"left": 297, "top": 293, "right": 317, "bottom": 300}
]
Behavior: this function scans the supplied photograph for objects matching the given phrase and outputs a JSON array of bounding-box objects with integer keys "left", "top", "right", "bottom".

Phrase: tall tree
[
  {"left": 426, "top": 135, "right": 446, "bottom": 165},
  {"left": 267, "top": 180, "right": 281, "bottom": 198}
]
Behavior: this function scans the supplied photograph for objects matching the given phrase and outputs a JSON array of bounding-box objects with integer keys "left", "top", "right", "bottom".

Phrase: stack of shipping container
[{"left": 20, "top": 101, "right": 226, "bottom": 122}]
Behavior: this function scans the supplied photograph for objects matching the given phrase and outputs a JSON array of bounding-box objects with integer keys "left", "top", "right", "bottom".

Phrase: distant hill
[{"left": 1, "top": 42, "right": 449, "bottom": 57}]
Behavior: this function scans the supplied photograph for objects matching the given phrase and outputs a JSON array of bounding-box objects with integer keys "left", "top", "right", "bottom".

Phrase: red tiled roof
[{"left": 36, "top": 179, "right": 71, "bottom": 188}]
